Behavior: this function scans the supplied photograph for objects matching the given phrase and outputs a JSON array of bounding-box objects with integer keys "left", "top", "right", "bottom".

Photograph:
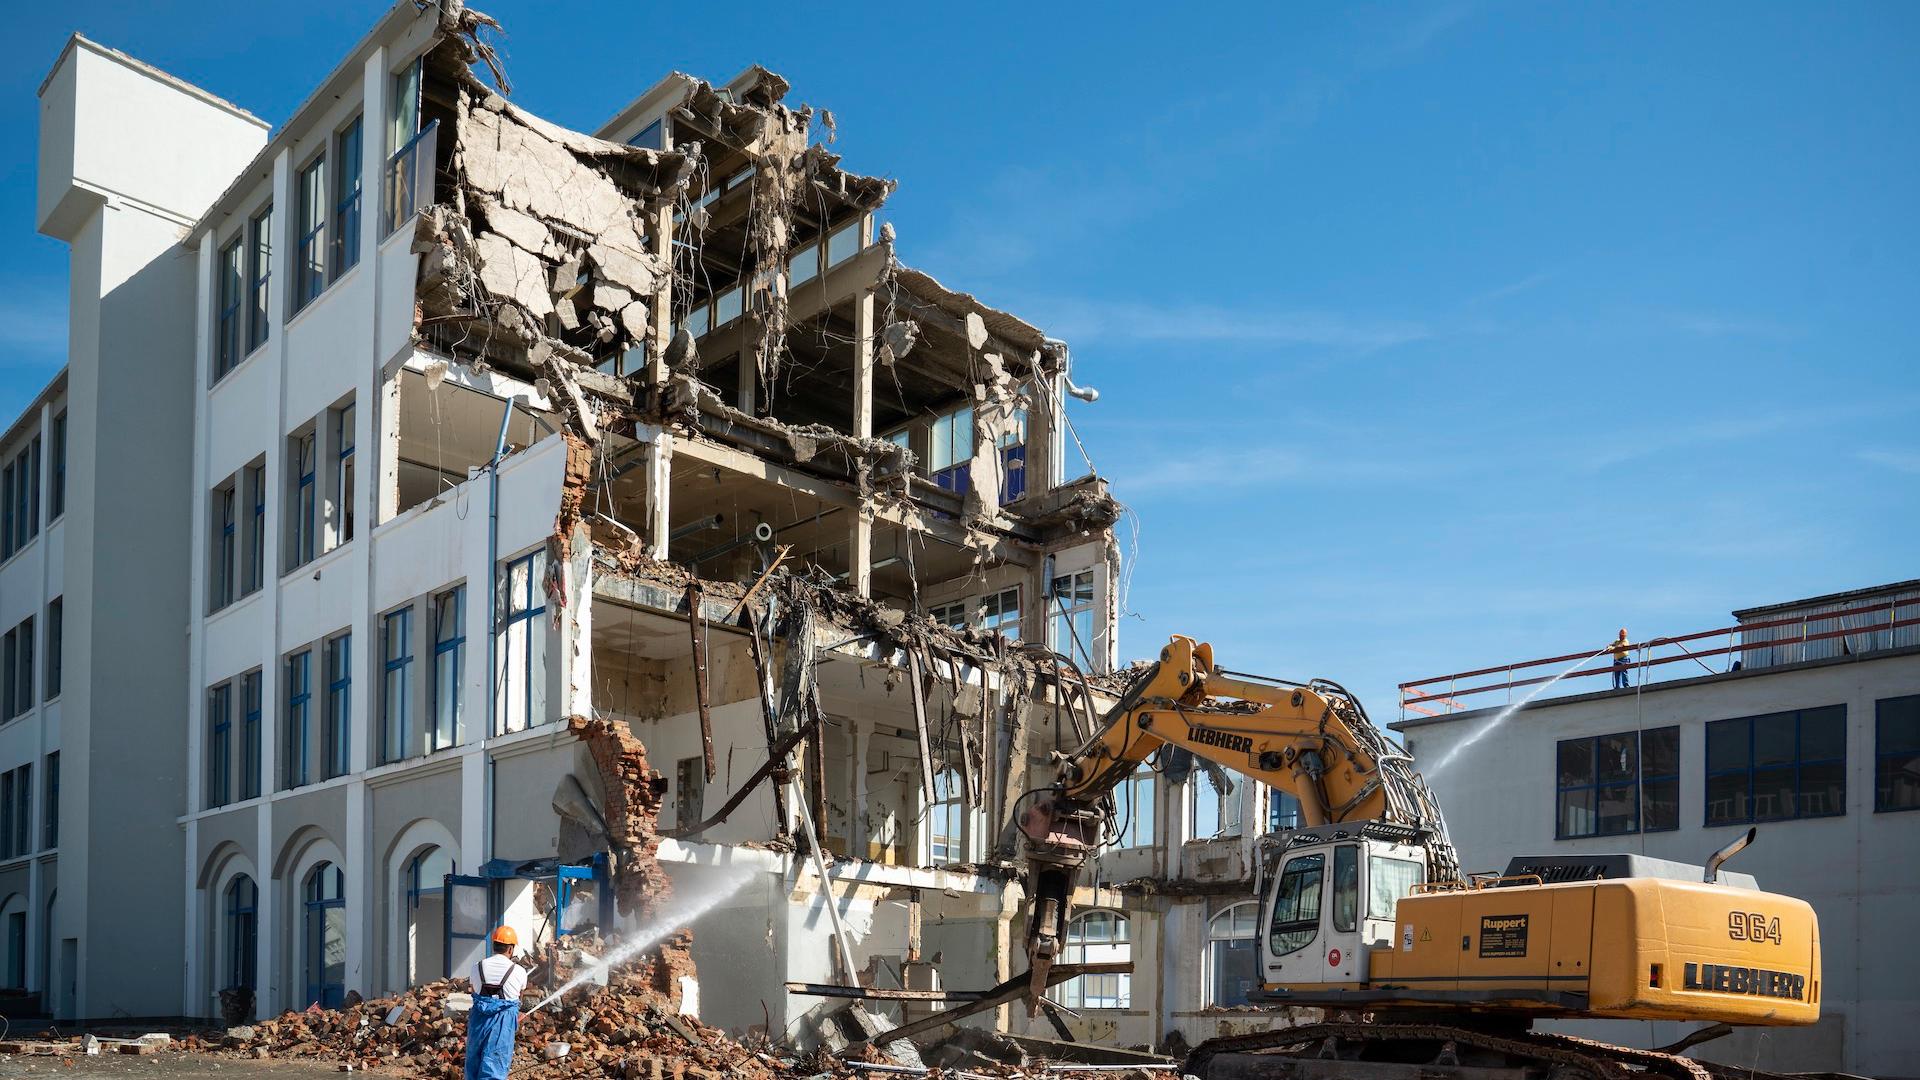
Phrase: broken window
[
  {"left": 381, "top": 605, "right": 414, "bottom": 764},
  {"left": 996, "top": 402, "right": 1029, "bottom": 503},
  {"left": 323, "top": 631, "right": 352, "bottom": 779},
  {"left": 404, "top": 847, "right": 451, "bottom": 985},
  {"left": 1191, "top": 773, "right": 1241, "bottom": 840},
  {"left": 497, "top": 549, "right": 549, "bottom": 734},
  {"left": 212, "top": 478, "right": 238, "bottom": 610},
  {"left": 216, "top": 235, "right": 244, "bottom": 379},
  {"left": 1205, "top": 902, "right": 1260, "bottom": 1008},
  {"left": 384, "top": 60, "right": 428, "bottom": 237},
  {"left": 928, "top": 601, "right": 968, "bottom": 632},
  {"left": 284, "top": 648, "right": 312, "bottom": 789},
  {"left": 1057, "top": 911, "right": 1130, "bottom": 1010},
  {"left": 208, "top": 682, "right": 233, "bottom": 808},
  {"left": 247, "top": 204, "right": 273, "bottom": 351},
  {"left": 982, "top": 587, "right": 1021, "bottom": 642},
  {"left": 333, "top": 115, "right": 364, "bottom": 277},
  {"left": 295, "top": 154, "right": 327, "bottom": 311},
  {"left": 241, "top": 670, "right": 262, "bottom": 800},
  {"left": 674, "top": 756, "right": 705, "bottom": 830},
  {"left": 394, "top": 371, "right": 547, "bottom": 518},
  {"left": 1050, "top": 569, "right": 1096, "bottom": 671},
  {"left": 431, "top": 585, "right": 465, "bottom": 750},
  {"left": 388, "top": 58, "right": 421, "bottom": 156},
  {"left": 1111, "top": 763, "right": 1155, "bottom": 849},
  {"left": 289, "top": 427, "right": 318, "bottom": 569}
]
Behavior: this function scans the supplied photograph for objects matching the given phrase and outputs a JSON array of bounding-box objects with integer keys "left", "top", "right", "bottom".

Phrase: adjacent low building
[{"left": 1394, "top": 580, "right": 1920, "bottom": 1079}]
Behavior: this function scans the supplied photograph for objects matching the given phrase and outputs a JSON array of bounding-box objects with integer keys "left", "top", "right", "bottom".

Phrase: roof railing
[{"left": 1398, "top": 594, "right": 1920, "bottom": 719}]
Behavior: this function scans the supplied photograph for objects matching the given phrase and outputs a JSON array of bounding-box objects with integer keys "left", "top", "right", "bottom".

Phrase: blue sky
[{"left": 1, "top": 2, "right": 1914, "bottom": 714}]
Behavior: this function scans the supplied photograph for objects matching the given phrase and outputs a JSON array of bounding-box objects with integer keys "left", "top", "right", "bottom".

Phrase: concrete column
[
  {"left": 345, "top": 779, "right": 369, "bottom": 998},
  {"left": 254, "top": 803, "right": 275, "bottom": 1015},
  {"left": 643, "top": 433, "right": 673, "bottom": 559},
  {"left": 647, "top": 203, "right": 672, "bottom": 387},
  {"left": 850, "top": 289, "right": 875, "bottom": 597},
  {"left": 850, "top": 719, "right": 869, "bottom": 859}
]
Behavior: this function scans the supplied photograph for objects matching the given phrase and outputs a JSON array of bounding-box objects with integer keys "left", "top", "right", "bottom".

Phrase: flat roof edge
[{"left": 41, "top": 34, "right": 268, "bottom": 129}]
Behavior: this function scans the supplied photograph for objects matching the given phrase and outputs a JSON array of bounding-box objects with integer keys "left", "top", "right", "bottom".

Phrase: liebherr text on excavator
[{"left": 1019, "top": 636, "right": 1821, "bottom": 1080}]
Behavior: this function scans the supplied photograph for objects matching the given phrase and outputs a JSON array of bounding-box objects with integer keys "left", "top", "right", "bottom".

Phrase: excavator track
[{"left": 1185, "top": 1021, "right": 1745, "bottom": 1080}]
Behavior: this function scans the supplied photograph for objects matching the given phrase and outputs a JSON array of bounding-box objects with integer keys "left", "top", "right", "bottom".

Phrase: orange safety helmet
[{"left": 490, "top": 925, "right": 519, "bottom": 947}]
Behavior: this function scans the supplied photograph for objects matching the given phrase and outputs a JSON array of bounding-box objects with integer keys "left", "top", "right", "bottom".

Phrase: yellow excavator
[{"left": 1018, "top": 636, "right": 1822, "bottom": 1080}]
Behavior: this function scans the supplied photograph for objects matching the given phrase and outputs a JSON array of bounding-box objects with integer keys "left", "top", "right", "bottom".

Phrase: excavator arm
[{"left": 1017, "top": 635, "right": 1458, "bottom": 1009}]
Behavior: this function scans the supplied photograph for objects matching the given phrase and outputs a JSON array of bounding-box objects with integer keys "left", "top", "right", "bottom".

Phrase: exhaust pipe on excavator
[{"left": 1703, "top": 826, "right": 1757, "bottom": 883}]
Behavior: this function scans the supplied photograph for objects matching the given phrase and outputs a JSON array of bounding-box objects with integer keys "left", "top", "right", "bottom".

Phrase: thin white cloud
[
  {"left": 1857, "top": 449, "right": 1920, "bottom": 475},
  {"left": 1033, "top": 297, "right": 1431, "bottom": 351},
  {"left": 1464, "top": 269, "right": 1556, "bottom": 307}
]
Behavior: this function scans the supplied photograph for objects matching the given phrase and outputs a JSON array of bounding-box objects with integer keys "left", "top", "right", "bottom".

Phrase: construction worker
[
  {"left": 465, "top": 925, "right": 528, "bottom": 1080},
  {"left": 1610, "top": 629, "right": 1633, "bottom": 690}
]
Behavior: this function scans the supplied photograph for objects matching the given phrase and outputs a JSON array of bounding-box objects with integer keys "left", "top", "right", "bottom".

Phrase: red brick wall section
[{"left": 570, "top": 714, "right": 674, "bottom": 920}]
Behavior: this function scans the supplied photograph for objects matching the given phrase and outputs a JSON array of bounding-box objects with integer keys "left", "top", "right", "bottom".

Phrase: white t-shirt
[{"left": 470, "top": 953, "right": 528, "bottom": 1001}]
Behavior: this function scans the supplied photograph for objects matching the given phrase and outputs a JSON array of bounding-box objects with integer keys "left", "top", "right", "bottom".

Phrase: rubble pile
[{"left": 210, "top": 936, "right": 790, "bottom": 1079}]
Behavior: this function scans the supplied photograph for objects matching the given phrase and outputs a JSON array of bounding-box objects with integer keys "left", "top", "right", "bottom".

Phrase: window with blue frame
[
  {"left": 626, "top": 117, "right": 665, "bottom": 150},
  {"left": 207, "top": 683, "right": 232, "bottom": 809},
  {"left": 225, "top": 875, "right": 257, "bottom": 992},
  {"left": 291, "top": 431, "right": 317, "bottom": 568},
  {"left": 216, "top": 237, "right": 244, "bottom": 379},
  {"left": 247, "top": 463, "right": 266, "bottom": 593},
  {"left": 295, "top": 155, "right": 327, "bottom": 311},
  {"left": 284, "top": 649, "right": 312, "bottom": 789},
  {"left": 432, "top": 586, "right": 465, "bottom": 750},
  {"left": 1706, "top": 705, "right": 1846, "bottom": 825},
  {"left": 996, "top": 403, "right": 1028, "bottom": 504},
  {"left": 497, "top": 552, "right": 548, "bottom": 734},
  {"left": 303, "top": 863, "right": 346, "bottom": 1008},
  {"left": 41, "top": 752, "right": 56, "bottom": 850},
  {"left": 1269, "top": 788, "right": 1303, "bottom": 832},
  {"left": 241, "top": 671, "right": 262, "bottom": 800},
  {"left": 214, "top": 481, "right": 238, "bottom": 610},
  {"left": 1555, "top": 727, "right": 1679, "bottom": 838},
  {"left": 382, "top": 607, "right": 413, "bottom": 764},
  {"left": 334, "top": 402, "right": 356, "bottom": 546},
  {"left": 247, "top": 204, "right": 272, "bottom": 351},
  {"left": 332, "top": 116, "right": 363, "bottom": 277},
  {"left": 1874, "top": 694, "right": 1920, "bottom": 813},
  {"left": 323, "top": 632, "right": 352, "bottom": 779},
  {"left": 928, "top": 406, "right": 973, "bottom": 494}
]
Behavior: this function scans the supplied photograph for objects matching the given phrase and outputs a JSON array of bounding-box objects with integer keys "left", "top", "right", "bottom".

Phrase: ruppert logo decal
[
  {"left": 1478, "top": 914, "right": 1529, "bottom": 958},
  {"left": 1189, "top": 726, "right": 1253, "bottom": 754},
  {"left": 1682, "top": 963, "right": 1805, "bottom": 1000}
]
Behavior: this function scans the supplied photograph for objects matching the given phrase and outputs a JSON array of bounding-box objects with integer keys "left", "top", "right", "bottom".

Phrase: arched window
[
  {"left": 405, "top": 847, "right": 452, "bottom": 984},
  {"left": 1056, "top": 910, "right": 1130, "bottom": 1009},
  {"left": 303, "top": 862, "right": 346, "bottom": 1007},
  {"left": 224, "top": 876, "right": 258, "bottom": 991},
  {"left": 1205, "top": 902, "right": 1260, "bottom": 1007}
]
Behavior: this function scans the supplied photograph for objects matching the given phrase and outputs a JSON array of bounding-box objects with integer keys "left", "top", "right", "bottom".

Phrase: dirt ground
[{"left": 0, "top": 1051, "right": 349, "bottom": 1078}]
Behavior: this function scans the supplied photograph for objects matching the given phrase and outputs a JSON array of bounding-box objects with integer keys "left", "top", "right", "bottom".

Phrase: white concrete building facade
[{"left": 1393, "top": 582, "right": 1920, "bottom": 1079}]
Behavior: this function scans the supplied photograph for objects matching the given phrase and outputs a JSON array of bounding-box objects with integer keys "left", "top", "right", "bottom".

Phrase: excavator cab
[{"left": 1259, "top": 823, "right": 1429, "bottom": 994}]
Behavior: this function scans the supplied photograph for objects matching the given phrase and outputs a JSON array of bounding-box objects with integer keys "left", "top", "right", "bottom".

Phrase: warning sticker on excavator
[
  {"left": 1401, "top": 924, "right": 1414, "bottom": 952},
  {"left": 1479, "top": 914, "right": 1530, "bottom": 958}
]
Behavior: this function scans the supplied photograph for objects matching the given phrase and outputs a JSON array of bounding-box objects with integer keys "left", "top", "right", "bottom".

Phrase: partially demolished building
[{"left": 13, "top": 0, "right": 1302, "bottom": 1052}]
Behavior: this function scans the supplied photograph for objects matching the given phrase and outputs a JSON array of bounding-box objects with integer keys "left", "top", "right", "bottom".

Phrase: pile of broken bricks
[{"left": 197, "top": 966, "right": 803, "bottom": 1080}]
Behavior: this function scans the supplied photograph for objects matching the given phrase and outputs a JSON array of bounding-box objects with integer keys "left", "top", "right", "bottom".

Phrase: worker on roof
[
  {"left": 465, "top": 925, "right": 528, "bottom": 1080},
  {"left": 1610, "top": 629, "right": 1633, "bottom": 690}
]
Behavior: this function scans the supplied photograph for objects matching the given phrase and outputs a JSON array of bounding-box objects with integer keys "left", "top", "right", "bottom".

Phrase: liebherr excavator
[{"left": 1018, "top": 636, "right": 1822, "bottom": 1080}]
